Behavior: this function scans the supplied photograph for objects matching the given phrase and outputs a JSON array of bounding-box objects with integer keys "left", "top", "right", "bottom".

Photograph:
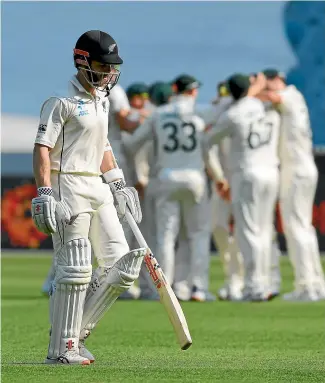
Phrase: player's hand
[
  {"left": 216, "top": 179, "right": 231, "bottom": 202},
  {"left": 109, "top": 180, "right": 142, "bottom": 223},
  {"left": 31, "top": 187, "right": 71, "bottom": 235}
]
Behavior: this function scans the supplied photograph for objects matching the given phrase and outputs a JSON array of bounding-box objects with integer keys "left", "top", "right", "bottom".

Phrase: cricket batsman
[{"left": 31, "top": 30, "right": 144, "bottom": 365}]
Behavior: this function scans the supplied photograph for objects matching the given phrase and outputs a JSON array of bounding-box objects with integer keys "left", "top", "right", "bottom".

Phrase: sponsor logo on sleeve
[{"left": 38, "top": 124, "right": 47, "bottom": 133}]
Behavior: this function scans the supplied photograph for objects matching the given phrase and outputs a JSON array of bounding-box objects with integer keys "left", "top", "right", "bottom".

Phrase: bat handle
[{"left": 125, "top": 210, "right": 149, "bottom": 249}]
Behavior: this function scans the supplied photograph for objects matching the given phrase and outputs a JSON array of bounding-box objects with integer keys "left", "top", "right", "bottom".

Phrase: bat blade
[{"left": 144, "top": 251, "right": 192, "bottom": 350}]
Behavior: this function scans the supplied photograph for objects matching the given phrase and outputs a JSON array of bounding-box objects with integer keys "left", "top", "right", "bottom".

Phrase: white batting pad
[
  {"left": 80, "top": 248, "right": 146, "bottom": 337},
  {"left": 47, "top": 238, "right": 92, "bottom": 359}
]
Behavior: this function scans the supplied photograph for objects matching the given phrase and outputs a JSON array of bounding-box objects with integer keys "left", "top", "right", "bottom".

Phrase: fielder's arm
[
  {"left": 204, "top": 145, "right": 225, "bottom": 182},
  {"left": 247, "top": 73, "right": 267, "bottom": 97},
  {"left": 116, "top": 109, "right": 144, "bottom": 133},
  {"left": 125, "top": 114, "right": 154, "bottom": 156},
  {"left": 204, "top": 112, "right": 233, "bottom": 146}
]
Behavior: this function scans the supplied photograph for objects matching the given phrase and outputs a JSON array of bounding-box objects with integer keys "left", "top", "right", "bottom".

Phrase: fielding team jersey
[
  {"left": 35, "top": 76, "right": 110, "bottom": 176},
  {"left": 199, "top": 97, "right": 234, "bottom": 179},
  {"left": 207, "top": 97, "right": 281, "bottom": 173},
  {"left": 107, "top": 84, "right": 130, "bottom": 162},
  {"left": 278, "top": 85, "right": 314, "bottom": 168},
  {"left": 127, "top": 95, "right": 207, "bottom": 175}
]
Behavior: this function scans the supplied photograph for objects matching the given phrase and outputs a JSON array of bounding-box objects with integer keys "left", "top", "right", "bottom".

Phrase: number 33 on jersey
[{"left": 127, "top": 99, "right": 207, "bottom": 172}]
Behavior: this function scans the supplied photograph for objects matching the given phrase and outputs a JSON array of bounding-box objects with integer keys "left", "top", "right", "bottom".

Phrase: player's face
[
  {"left": 130, "top": 94, "right": 148, "bottom": 109},
  {"left": 90, "top": 60, "right": 120, "bottom": 88},
  {"left": 266, "top": 78, "right": 282, "bottom": 91},
  {"left": 192, "top": 88, "right": 199, "bottom": 98}
]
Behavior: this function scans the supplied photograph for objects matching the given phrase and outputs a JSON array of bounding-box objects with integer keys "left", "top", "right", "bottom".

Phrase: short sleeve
[{"left": 35, "top": 97, "right": 68, "bottom": 148}]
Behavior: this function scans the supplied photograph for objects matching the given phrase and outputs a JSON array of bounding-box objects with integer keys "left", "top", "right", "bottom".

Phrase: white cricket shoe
[
  {"left": 173, "top": 283, "right": 191, "bottom": 302},
  {"left": 79, "top": 339, "right": 95, "bottom": 363},
  {"left": 217, "top": 284, "right": 243, "bottom": 301},
  {"left": 282, "top": 289, "right": 319, "bottom": 302},
  {"left": 191, "top": 287, "right": 216, "bottom": 302},
  {"left": 45, "top": 350, "right": 90, "bottom": 365}
]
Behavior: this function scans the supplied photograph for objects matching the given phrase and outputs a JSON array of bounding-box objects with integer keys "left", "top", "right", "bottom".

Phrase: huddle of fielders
[{"left": 33, "top": 30, "right": 325, "bottom": 365}]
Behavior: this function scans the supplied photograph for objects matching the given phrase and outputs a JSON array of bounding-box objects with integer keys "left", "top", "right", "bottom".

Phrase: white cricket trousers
[
  {"left": 280, "top": 164, "right": 325, "bottom": 291},
  {"left": 173, "top": 189, "right": 211, "bottom": 295},
  {"left": 51, "top": 173, "right": 129, "bottom": 267},
  {"left": 155, "top": 183, "right": 209, "bottom": 287},
  {"left": 211, "top": 192, "right": 243, "bottom": 291},
  {"left": 231, "top": 167, "right": 279, "bottom": 296}
]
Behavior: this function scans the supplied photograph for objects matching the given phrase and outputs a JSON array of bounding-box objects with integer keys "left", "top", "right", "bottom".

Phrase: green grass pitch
[{"left": 1, "top": 253, "right": 325, "bottom": 382}]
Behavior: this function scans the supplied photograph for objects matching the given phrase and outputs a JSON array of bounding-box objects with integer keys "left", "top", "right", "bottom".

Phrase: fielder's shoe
[
  {"left": 315, "top": 283, "right": 325, "bottom": 300},
  {"left": 217, "top": 285, "right": 243, "bottom": 301},
  {"left": 191, "top": 287, "right": 216, "bottom": 302},
  {"left": 45, "top": 350, "right": 90, "bottom": 365},
  {"left": 173, "top": 284, "right": 191, "bottom": 302},
  {"left": 282, "top": 289, "right": 319, "bottom": 302}
]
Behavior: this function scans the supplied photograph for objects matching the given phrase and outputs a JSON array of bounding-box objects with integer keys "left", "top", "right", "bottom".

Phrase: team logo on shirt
[
  {"left": 38, "top": 124, "right": 47, "bottom": 133},
  {"left": 77, "top": 100, "right": 89, "bottom": 117}
]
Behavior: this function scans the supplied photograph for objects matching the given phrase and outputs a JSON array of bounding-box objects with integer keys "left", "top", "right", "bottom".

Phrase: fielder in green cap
[
  {"left": 205, "top": 71, "right": 282, "bottom": 302},
  {"left": 126, "top": 82, "right": 149, "bottom": 110},
  {"left": 259, "top": 68, "right": 325, "bottom": 301}
]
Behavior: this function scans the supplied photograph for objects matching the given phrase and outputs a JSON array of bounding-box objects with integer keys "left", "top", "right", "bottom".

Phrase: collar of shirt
[{"left": 69, "top": 75, "right": 105, "bottom": 102}]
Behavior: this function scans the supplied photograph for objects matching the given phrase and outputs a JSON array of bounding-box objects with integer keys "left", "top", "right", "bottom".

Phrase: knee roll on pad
[
  {"left": 80, "top": 248, "right": 146, "bottom": 334},
  {"left": 55, "top": 238, "right": 92, "bottom": 285},
  {"left": 106, "top": 247, "right": 147, "bottom": 287}
]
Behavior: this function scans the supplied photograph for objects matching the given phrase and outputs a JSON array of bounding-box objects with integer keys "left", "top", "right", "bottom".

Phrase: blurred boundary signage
[
  {"left": 2, "top": 157, "right": 325, "bottom": 251},
  {"left": 1, "top": 177, "right": 52, "bottom": 249}
]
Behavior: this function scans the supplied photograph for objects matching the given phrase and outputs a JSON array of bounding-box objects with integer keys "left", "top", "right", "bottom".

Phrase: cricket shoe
[
  {"left": 79, "top": 340, "right": 95, "bottom": 363},
  {"left": 241, "top": 291, "right": 273, "bottom": 302},
  {"left": 282, "top": 289, "right": 319, "bottom": 302},
  {"left": 173, "top": 283, "right": 191, "bottom": 302},
  {"left": 79, "top": 330, "right": 95, "bottom": 363},
  {"left": 191, "top": 287, "right": 216, "bottom": 302},
  {"left": 45, "top": 350, "right": 90, "bottom": 365},
  {"left": 217, "top": 285, "right": 243, "bottom": 301}
]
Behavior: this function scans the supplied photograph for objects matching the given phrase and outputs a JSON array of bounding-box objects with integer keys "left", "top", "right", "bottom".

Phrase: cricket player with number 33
[{"left": 31, "top": 30, "right": 144, "bottom": 365}]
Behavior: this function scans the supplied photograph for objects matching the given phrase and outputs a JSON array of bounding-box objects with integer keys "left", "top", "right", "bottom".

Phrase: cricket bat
[{"left": 125, "top": 211, "right": 192, "bottom": 350}]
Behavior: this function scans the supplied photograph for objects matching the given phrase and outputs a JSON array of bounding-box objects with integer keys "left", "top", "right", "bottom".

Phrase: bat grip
[{"left": 125, "top": 210, "right": 149, "bottom": 249}]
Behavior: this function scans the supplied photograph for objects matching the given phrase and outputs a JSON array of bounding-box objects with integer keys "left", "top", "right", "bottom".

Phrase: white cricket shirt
[
  {"left": 278, "top": 85, "right": 314, "bottom": 169},
  {"left": 35, "top": 76, "right": 110, "bottom": 176},
  {"left": 128, "top": 95, "right": 206, "bottom": 174},
  {"left": 107, "top": 84, "right": 130, "bottom": 162},
  {"left": 207, "top": 97, "right": 281, "bottom": 173}
]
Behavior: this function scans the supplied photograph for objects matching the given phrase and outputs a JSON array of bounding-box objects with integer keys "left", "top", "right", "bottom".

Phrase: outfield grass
[{"left": 1, "top": 254, "right": 325, "bottom": 382}]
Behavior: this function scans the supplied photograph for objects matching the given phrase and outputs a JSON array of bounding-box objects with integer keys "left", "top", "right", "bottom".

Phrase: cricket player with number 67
[{"left": 31, "top": 30, "right": 144, "bottom": 365}]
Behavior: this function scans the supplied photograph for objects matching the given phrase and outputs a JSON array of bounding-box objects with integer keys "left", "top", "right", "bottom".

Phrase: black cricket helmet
[{"left": 73, "top": 30, "right": 123, "bottom": 92}]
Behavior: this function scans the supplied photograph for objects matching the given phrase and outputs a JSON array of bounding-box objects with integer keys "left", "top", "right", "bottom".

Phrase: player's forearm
[
  {"left": 205, "top": 148, "right": 225, "bottom": 182},
  {"left": 116, "top": 113, "right": 141, "bottom": 133},
  {"left": 100, "top": 150, "right": 118, "bottom": 173},
  {"left": 33, "top": 144, "right": 52, "bottom": 188}
]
